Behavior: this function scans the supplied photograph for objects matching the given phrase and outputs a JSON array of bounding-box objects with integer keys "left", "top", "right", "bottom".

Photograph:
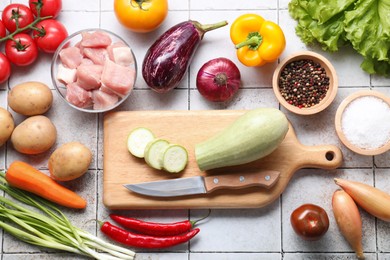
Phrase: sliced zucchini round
[
  {"left": 144, "top": 139, "right": 170, "bottom": 170},
  {"left": 162, "top": 144, "right": 188, "bottom": 173},
  {"left": 127, "top": 127, "right": 155, "bottom": 158}
]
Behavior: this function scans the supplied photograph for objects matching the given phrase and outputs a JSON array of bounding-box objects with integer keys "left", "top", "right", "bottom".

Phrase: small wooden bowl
[
  {"left": 272, "top": 51, "right": 338, "bottom": 115},
  {"left": 335, "top": 90, "right": 390, "bottom": 156}
]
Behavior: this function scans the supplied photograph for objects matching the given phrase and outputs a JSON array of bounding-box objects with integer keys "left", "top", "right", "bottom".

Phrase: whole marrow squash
[{"left": 195, "top": 108, "right": 289, "bottom": 171}]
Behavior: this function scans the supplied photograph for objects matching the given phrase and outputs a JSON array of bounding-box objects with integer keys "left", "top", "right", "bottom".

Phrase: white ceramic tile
[
  {"left": 62, "top": 0, "right": 99, "bottom": 11},
  {"left": 379, "top": 253, "right": 390, "bottom": 260},
  {"left": 135, "top": 253, "right": 188, "bottom": 260},
  {"left": 282, "top": 168, "right": 376, "bottom": 253},
  {"left": 191, "top": 253, "right": 281, "bottom": 260},
  {"left": 190, "top": 205, "right": 281, "bottom": 252},
  {"left": 190, "top": 0, "right": 277, "bottom": 10},
  {"left": 284, "top": 253, "right": 377, "bottom": 260}
]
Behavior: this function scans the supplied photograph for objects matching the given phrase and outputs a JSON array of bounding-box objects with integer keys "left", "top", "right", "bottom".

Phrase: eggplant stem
[{"left": 198, "top": 20, "right": 228, "bottom": 33}]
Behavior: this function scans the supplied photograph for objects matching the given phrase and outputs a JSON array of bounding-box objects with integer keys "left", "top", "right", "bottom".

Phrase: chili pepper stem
[
  {"left": 190, "top": 209, "right": 212, "bottom": 227},
  {"left": 235, "top": 32, "right": 263, "bottom": 50}
]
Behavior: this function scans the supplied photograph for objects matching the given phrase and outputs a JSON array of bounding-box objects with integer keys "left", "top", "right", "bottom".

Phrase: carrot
[{"left": 6, "top": 161, "right": 87, "bottom": 209}]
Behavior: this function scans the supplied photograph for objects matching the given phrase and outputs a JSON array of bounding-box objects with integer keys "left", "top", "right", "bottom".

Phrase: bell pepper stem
[{"left": 235, "top": 32, "right": 263, "bottom": 50}]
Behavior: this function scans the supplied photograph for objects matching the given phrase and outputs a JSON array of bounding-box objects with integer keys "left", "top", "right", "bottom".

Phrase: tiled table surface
[{"left": 1, "top": 0, "right": 390, "bottom": 259}]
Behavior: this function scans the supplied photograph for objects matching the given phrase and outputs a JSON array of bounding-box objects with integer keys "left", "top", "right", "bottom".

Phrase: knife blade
[{"left": 124, "top": 170, "right": 280, "bottom": 197}]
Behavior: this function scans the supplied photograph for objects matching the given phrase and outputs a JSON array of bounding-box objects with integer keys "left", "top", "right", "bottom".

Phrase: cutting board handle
[{"left": 299, "top": 144, "right": 343, "bottom": 169}]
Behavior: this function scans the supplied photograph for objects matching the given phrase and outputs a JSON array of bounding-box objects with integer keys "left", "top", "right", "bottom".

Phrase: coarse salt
[{"left": 341, "top": 96, "right": 390, "bottom": 150}]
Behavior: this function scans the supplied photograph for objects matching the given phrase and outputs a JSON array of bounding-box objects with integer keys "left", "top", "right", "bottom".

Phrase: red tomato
[
  {"left": 0, "top": 53, "right": 11, "bottom": 84},
  {"left": 29, "top": 0, "right": 62, "bottom": 18},
  {"left": 0, "top": 20, "right": 6, "bottom": 38},
  {"left": 290, "top": 204, "right": 329, "bottom": 241},
  {"left": 33, "top": 19, "right": 68, "bottom": 53},
  {"left": 1, "top": 4, "right": 34, "bottom": 33},
  {"left": 5, "top": 33, "right": 38, "bottom": 66}
]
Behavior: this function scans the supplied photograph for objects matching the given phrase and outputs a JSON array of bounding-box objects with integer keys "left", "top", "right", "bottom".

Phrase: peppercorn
[{"left": 278, "top": 59, "right": 329, "bottom": 108}]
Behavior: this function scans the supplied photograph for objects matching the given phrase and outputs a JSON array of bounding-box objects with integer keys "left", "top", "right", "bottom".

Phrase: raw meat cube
[
  {"left": 101, "top": 59, "right": 135, "bottom": 96},
  {"left": 59, "top": 46, "right": 83, "bottom": 69},
  {"left": 57, "top": 64, "right": 76, "bottom": 84},
  {"left": 81, "top": 31, "right": 112, "bottom": 48},
  {"left": 66, "top": 82, "right": 93, "bottom": 108},
  {"left": 83, "top": 47, "right": 108, "bottom": 65},
  {"left": 92, "top": 89, "right": 119, "bottom": 110},
  {"left": 76, "top": 64, "right": 103, "bottom": 90}
]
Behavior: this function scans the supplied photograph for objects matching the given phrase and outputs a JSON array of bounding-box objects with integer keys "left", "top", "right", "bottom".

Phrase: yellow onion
[
  {"left": 334, "top": 178, "right": 390, "bottom": 222},
  {"left": 332, "top": 189, "right": 365, "bottom": 259}
]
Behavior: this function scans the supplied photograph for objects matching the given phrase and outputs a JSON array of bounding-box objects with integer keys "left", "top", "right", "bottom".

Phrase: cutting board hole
[{"left": 325, "top": 151, "right": 335, "bottom": 161}]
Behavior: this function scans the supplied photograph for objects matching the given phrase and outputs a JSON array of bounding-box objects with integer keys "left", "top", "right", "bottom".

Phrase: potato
[
  {"left": 0, "top": 107, "right": 15, "bottom": 147},
  {"left": 11, "top": 115, "right": 57, "bottom": 154},
  {"left": 48, "top": 142, "right": 92, "bottom": 181},
  {"left": 8, "top": 81, "right": 53, "bottom": 116}
]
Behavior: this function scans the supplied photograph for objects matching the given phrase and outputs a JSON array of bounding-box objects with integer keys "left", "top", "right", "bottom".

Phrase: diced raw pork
[
  {"left": 92, "top": 89, "right": 119, "bottom": 110},
  {"left": 66, "top": 82, "right": 93, "bottom": 108},
  {"left": 80, "top": 58, "right": 94, "bottom": 65},
  {"left": 101, "top": 59, "right": 135, "bottom": 96},
  {"left": 57, "top": 64, "right": 77, "bottom": 84},
  {"left": 83, "top": 47, "right": 108, "bottom": 65},
  {"left": 107, "top": 44, "right": 134, "bottom": 67},
  {"left": 81, "top": 31, "right": 112, "bottom": 48},
  {"left": 76, "top": 64, "right": 103, "bottom": 90},
  {"left": 59, "top": 46, "right": 83, "bottom": 69}
]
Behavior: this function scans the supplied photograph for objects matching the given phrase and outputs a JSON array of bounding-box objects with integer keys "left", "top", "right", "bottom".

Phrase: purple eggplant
[{"left": 142, "top": 20, "right": 228, "bottom": 93}]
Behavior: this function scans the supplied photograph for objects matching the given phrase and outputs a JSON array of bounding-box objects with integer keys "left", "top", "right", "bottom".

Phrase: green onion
[{"left": 0, "top": 171, "right": 135, "bottom": 260}]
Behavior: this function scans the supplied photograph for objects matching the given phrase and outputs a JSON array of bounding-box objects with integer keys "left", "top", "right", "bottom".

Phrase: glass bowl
[
  {"left": 51, "top": 28, "right": 137, "bottom": 113},
  {"left": 272, "top": 51, "right": 338, "bottom": 115}
]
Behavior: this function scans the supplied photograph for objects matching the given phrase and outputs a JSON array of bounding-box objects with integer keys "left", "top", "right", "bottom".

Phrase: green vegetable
[
  {"left": 144, "top": 138, "right": 170, "bottom": 170},
  {"left": 127, "top": 127, "right": 155, "bottom": 158},
  {"left": 162, "top": 144, "right": 189, "bottom": 173},
  {"left": 289, "top": 0, "right": 390, "bottom": 76},
  {"left": 0, "top": 172, "right": 135, "bottom": 260},
  {"left": 195, "top": 108, "right": 289, "bottom": 171}
]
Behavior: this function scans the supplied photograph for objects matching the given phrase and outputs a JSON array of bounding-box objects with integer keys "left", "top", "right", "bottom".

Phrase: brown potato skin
[
  {"left": 0, "top": 108, "right": 15, "bottom": 147},
  {"left": 11, "top": 115, "right": 57, "bottom": 154},
  {"left": 49, "top": 142, "right": 92, "bottom": 181},
  {"left": 8, "top": 81, "right": 53, "bottom": 116}
]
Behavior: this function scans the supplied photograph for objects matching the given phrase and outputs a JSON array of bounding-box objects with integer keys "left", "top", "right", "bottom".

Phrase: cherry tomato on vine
[
  {"left": 0, "top": 53, "right": 11, "bottom": 84},
  {"left": 114, "top": 0, "right": 168, "bottom": 33},
  {"left": 1, "top": 4, "right": 34, "bottom": 33},
  {"left": 29, "top": 0, "right": 62, "bottom": 19},
  {"left": 33, "top": 19, "right": 68, "bottom": 53},
  {"left": 290, "top": 204, "right": 330, "bottom": 241},
  {"left": 0, "top": 20, "right": 6, "bottom": 38},
  {"left": 5, "top": 33, "right": 38, "bottom": 66}
]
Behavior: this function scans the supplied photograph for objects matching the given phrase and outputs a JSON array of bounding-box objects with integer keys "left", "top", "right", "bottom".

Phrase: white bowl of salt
[{"left": 335, "top": 90, "right": 390, "bottom": 156}]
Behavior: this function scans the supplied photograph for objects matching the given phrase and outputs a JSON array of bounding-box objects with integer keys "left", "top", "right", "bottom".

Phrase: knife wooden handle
[{"left": 203, "top": 170, "right": 280, "bottom": 193}]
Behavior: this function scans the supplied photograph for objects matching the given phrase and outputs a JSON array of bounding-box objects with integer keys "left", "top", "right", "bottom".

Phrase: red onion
[{"left": 196, "top": 57, "right": 241, "bottom": 102}]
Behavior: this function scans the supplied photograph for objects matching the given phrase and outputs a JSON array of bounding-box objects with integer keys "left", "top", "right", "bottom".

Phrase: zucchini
[
  {"left": 162, "top": 144, "right": 188, "bottom": 173},
  {"left": 195, "top": 108, "right": 289, "bottom": 171},
  {"left": 127, "top": 127, "right": 155, "bottom": 158},
  {"left": 144, "top": 139, "right": 170, "bottom": 170}
]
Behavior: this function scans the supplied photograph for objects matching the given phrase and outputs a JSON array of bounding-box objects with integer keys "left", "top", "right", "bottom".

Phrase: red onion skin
[{"left": 196, "top": 58, "right": 241, "bottom": 102}]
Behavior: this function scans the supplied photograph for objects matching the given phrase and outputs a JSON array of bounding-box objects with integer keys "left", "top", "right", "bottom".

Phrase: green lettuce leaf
[{"left": 289, "top": 0, "right": 390, "bottom": 76}]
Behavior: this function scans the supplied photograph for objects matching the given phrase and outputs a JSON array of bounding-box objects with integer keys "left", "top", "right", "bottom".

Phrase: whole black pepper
[{"left": 278, "top": 59, "right": 330, "bottom": 108}]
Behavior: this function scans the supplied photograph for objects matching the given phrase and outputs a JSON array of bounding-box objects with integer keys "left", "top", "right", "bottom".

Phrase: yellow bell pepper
[{"left": 230, "top": 14, "right": 286, "bottom": 67}]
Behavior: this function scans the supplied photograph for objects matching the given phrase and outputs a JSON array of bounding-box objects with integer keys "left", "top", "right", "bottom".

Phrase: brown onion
[{"left": 196, "top": 57, "right": 241, "bottom": 102}]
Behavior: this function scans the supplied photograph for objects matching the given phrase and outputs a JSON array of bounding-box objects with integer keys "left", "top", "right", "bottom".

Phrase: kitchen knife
[{"left": 124, "top": 170, "right": 280, "bottom": 197}]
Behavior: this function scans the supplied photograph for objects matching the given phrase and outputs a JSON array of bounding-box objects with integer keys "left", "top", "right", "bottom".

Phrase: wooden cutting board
[{"left": 103, "top": 110, "right": 343, "bottom": 209}]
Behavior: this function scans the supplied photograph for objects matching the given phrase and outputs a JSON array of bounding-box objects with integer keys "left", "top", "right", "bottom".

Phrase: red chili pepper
[
  {"left": 100, "top": 221, "right": 200, "bottom": 249},
  {"left": 109, "top": 209, "right": 211, "bottom": 237}
]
